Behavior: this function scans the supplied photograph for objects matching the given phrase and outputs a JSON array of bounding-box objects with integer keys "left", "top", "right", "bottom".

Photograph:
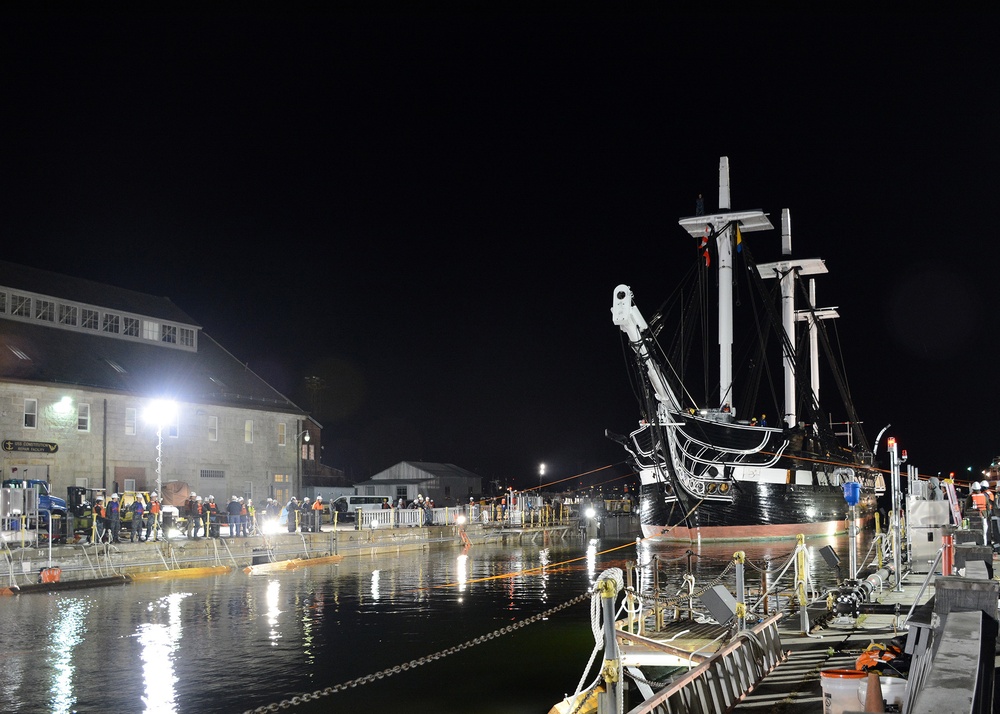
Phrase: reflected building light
[
  {"left": 48, "top": 598, "right": 90, "bottom": 714},
  {"left": 266, "top": 579, "right": 282, "bottom": 645},
  {"left": 456, "top": 554, "right": 468, "bottom": 593},
  {"left": 300, "top": 595, "right": 315, "bottom": 665},
  {"left": 586, "top": 540, "right": 598, "bottom": 583},
  {"left": 371, "top": 570, "right": 381, "bottom": 601},
  {"left": 141, "top": 592, "right": 187, "bottom": 714},
  {"left": 539, "top": 549, "right": 550, "bottom": 599}
]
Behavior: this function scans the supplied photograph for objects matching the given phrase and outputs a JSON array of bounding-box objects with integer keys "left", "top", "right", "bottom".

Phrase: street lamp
[
  {"left": 143, "top": 399, "right": 177, "bottom": 496},
  {"left": 539, "top": 463, "right": 545, "bottom": 489},
  {"left": 294, "top": 428, "right": 311, "bottom": 497}
]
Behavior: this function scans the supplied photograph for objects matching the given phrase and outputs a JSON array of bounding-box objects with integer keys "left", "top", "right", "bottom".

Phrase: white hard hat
[
  {"left": 196, "top": 496, "right": 203, "bottom": 501},
  {"left": 191, "top": 492, "right": 197, "bottom": 498},
  {"left": 982, "top": 480, "right": 991, "bottom": 489},
  {"left": 111, "top": 493, "right": 119, "bottom": 499},
  {"left": 151, "top": 491, "right": 158, "bottom": 497},
  {"left": 972, "top": 482, "right": 982, "bottom": 491}
]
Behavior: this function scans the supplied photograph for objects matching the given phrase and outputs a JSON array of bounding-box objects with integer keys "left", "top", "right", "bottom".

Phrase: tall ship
[{"left": 609, "top": 157, "right": 883, "bottom": 541}]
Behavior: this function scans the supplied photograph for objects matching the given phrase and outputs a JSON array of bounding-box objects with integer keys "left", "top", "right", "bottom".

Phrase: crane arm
[{"left": 611, "top": 285, "right": 682, "bottom": 413}]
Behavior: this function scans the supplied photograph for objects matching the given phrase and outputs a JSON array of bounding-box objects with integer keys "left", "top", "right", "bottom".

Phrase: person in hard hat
[
  {"left": 226, "top": 496, "right": 242, "bottom": 538},
  {"left": 94, "top": 495, "right": 107, "bottom": 542},
  {"left": 285, "top": 496, "right": 299, "bottom": 533},
  {"left": 239, "top": 497, "right": 249, "bottom": 537},
  {"left": 300, "top": 497, "right": 312, "bottom": 532},
  {"left": 107, "top": 493, "right": 122, "bottom": 543},
  {"left": 185, "top": 492, "right": 199, "bottom": 539},
  {"left": 311, "top": 494, "right": 324, "bottom": 533},
  {"left": 982, "top": 481, "right": 998, "bottom": 546},
  {"left": 145, "top": 492, "right": 162, "bottom": 542},
  {"left": 966, "top": 481, "right": 985, "bottom": 515},
  {"left": 129, "top": 493, "right": 145, "bottom": 543}
]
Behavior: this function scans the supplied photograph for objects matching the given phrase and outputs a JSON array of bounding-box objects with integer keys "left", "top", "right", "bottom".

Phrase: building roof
[
  {"left": 0, "top": 261, "right": 199, "bottom": 325},
  {"left": 370, "top": 461, "right": 482, "bottom": 481},
  {"left": 0, "top": 263, "right": 302, "bottom": 413}
]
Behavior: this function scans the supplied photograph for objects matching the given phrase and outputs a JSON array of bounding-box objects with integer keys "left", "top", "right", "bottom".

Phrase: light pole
[
  {"left": 294, "top": 428, "right": 311, "bottom": 497},
  {"left": 143, "top": 399, "right": 177, "bottom": 497}
]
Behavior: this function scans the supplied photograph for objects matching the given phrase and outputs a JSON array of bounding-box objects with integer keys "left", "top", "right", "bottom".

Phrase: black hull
[{"left": 638, "top": 480, "right": 878, "bottom": 541}]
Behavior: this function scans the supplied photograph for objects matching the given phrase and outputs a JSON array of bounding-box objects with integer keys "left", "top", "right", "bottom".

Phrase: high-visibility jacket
[{"left": 972, "top": 492, "right": 987, "bottom": 511}]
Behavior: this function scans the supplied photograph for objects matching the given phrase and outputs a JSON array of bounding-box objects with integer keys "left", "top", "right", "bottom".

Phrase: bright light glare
[
  {"left": 584, "top": 507, "right": 596, "bottom": 519},
  {"left": 54, "top": 396, "right": 73, "bottom": 415},
  {"left": 455, "top": 515, "right": 467, "bottom": 525},
  {"left": 143, "top": 399, "right": 178, "bottom": 426}
]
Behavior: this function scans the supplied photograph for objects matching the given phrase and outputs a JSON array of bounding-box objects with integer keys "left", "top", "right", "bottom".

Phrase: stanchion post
[{"left": 942, "top": 532, "right": 954, "bottom": 577}]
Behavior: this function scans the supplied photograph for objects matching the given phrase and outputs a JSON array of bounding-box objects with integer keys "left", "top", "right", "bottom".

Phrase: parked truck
[{"left": 2, "top": 478, "right": 68, "bottom": 518}]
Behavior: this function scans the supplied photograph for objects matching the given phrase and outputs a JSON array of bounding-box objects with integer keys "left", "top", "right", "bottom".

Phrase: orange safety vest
[
  {"left": 151, "top": 500, "right": 161, "bottom": 515},
  {"left": 972, "top": 492, "right": 987, "bottom": 511}
]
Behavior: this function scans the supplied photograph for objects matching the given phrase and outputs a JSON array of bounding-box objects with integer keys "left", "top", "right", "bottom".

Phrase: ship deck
[{"left": 614, "top": 566, "right": 995, "bottom": 714}]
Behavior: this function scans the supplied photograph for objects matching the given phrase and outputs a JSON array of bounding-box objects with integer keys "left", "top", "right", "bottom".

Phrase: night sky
[{"left": 3, "top": 7, "right": 998, "bottom": 488}]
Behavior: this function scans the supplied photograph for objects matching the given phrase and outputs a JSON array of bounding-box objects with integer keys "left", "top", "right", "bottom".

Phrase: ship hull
[{"left": 637, "top": 479, "right": 878, "bottom": 542}]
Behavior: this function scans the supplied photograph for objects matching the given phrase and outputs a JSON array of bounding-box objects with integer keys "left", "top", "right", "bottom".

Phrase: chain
[
  {"left": 624, "top": 667, "right": 674, "bottom": 690},
  {"left": 242, "top": 592, "right": 591, "bottom": 713}
]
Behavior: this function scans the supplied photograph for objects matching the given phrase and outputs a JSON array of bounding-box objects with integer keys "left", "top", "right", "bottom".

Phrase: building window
[
  {"left": 200, "top": 469, "right": 225, "bottom": 479},
  {"left": 244, "top": 420, "right": 253, "bottom": 444},
  {"left": 23, "top": 398, "right": 37, "bottom": 428},
  {"left": 179, "top": 328, "right": 195, "bottom": 347},
  {"left": 11, "top": 294, "right": 30, "bottom": 317},
  {"left": 123, "top": 317, "right": 140, "bottom": 337},
  {"left": 278, "top": 422, "right": 286, "bottom": 446},
  {"left": 77, "top": 403, "right": 90, "bottom": 432},
  {"left": 0, "top": 292, "right": 6, "bottom": 313},
  {"left": 143, "top": 320, "right": 159, "bottom": 340},
  {"left": 301, "top": 443, "right": 314, "bottom": 461},
  {"left": 125, "top": 408, "right": 136, "bottom": 435},
  {"left": 102, "top": 314, "right": 120, "bottom": 333},
  {"left": 161, "top": 325, "right": 177, "bottom": 344},
  {"left": 35, "top": 300, "right": 54, "bottom": 322},
  {"left": 274, "top": 474, "right": 290, "bottom": 483},
  {"left": 81, "top": 309, "right": 99, "bottom": 330},
  {"left": 208, "top": 416, "right": 218, "bottom": 442},
  {"left": 59, "top": 304, "right": 78, "bottom": 326}
]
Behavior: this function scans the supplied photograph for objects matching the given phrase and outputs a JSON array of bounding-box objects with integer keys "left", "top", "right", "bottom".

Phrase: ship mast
[
  {"left": 756, "top": 209, "right": 827, "bottom": 427},
  {"left": 678, "top": 157, "right": 772, "bottom": 416}
]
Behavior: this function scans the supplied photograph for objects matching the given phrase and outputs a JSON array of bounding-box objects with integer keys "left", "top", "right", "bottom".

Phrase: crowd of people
[{"left": 89, "top": 490, "right": 537, "bottom": 542}]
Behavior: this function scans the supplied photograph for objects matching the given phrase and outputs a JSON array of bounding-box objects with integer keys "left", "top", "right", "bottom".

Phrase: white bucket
[
  {"left": 820, "top": 669, "right": 867, "bottom": 714},
  {"left": 858, "top": 675, "right": 907, "bottom": 710}
]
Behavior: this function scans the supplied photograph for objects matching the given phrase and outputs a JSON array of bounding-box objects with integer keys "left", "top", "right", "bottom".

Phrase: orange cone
[{"left": 864, "top": 671, "right": 885, "bottom": 712}]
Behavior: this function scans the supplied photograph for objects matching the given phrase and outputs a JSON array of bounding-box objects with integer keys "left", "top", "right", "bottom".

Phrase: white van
[{"left": 331, "top": 495, "right": 387, "bottom": 521}]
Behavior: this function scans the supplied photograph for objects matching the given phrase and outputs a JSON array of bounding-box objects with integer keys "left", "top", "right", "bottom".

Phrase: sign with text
[{"left": 2, "top": 440, "right": 59, "bottom": 453}]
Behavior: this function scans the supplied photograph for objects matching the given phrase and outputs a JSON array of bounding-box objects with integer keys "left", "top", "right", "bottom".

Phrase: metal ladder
[{"left": 626, "top": 613, "right": 788, "bottom": 714}]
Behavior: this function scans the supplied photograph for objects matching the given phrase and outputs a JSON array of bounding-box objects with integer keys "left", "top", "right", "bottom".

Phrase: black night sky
[{"left": 3, "top": 7, "right": 999, "bottom": 487}]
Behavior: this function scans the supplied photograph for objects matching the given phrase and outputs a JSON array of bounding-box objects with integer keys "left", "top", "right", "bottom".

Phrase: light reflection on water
[
  {"left": 140, "top": 593, "right": 187, "bottom": 713},
  {"left": 0, "top": 533, "right": 880, "bottom": 713},
  {"left": 47, "top": 598, "right": 89, "bottom": 714}
]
